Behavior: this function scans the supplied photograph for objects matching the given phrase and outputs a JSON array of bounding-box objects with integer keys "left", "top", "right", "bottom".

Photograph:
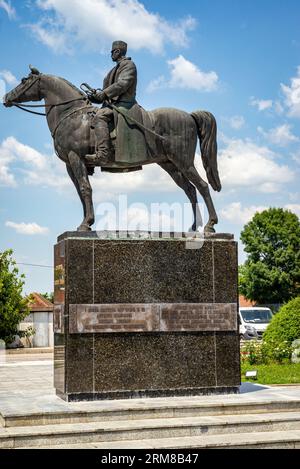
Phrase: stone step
[
  {"left": 30, "top": 430, "right": 300, "bottom": 449},
  {"left": 5, "top": 348, "right": 53, "bottom": 355},
  {"left": 1, "top": 412, "right": 300, "bottom": 448},
  {"left": 2, "top": 398, "right": 300, "bottom": 428}
]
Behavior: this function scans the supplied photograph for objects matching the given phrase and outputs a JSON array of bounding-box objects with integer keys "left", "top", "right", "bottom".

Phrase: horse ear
[{"left": 29, "top": 65, "right": 40, "bottom": 75}]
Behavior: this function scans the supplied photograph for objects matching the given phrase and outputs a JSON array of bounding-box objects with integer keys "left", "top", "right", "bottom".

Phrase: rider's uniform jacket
[{"left": 103, "top": 57, "right": 137, "bottom": 106}]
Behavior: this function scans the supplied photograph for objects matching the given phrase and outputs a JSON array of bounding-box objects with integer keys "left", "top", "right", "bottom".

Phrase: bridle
[{"left": 9, "top": 75, "right": 87, "bottom": 117}]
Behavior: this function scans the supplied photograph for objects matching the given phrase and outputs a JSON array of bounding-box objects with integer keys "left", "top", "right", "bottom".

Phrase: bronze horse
[{"left": 4, "top": 66, "right": 221, "bottom": 233}]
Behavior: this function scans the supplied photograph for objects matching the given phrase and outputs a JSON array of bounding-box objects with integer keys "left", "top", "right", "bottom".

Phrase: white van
[{"left": 239, "top": 307, "right": 273, "bottom": 340}]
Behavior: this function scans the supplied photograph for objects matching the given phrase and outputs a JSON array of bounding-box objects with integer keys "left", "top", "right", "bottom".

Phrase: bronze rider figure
[{"left": 85, "top": 40, "right": 137, "bottom": 165}]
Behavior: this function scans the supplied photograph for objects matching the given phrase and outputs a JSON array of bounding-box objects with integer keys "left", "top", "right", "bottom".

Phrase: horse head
[{"left": 3, "top": 65, "right": 42, "bottom": 107}]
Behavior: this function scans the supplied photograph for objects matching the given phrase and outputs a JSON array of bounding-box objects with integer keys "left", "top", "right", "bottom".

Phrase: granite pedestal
[{"left": 54, "top": 232, "right": 240, "bottom": 401}]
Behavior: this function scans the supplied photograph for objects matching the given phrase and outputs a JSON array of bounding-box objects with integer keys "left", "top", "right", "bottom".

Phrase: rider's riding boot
[{"left": 85, "top": 119, "right": 112, "bottom": 165}]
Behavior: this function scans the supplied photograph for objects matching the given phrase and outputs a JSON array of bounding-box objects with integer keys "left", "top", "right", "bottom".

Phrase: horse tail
[{"left": 191, "top": 110, "right": 221, "bottom": 192}]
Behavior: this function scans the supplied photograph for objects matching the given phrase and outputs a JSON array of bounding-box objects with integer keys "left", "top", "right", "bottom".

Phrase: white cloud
[
  {"left": 288, "top": 192, "right": 300, "bottom": 202},
  {"left": 221, "top": 202, "right": 300, "bottom": 225},
  {"left": 5, "top": 221, "right": 49, "bottom": 235},
  {"left": 0, "top": 70, "right": 18, "bottom": 86},
  {"left": 259, "top": 182, "right": 279, "bottom": 193},
  {"left": 29, "top": 23, "right": 71, "bottom": 54},
  {"left": 147, "top": 76, "right": 165, "bottom": 93},
  {"left": 148, "top": 55, "right": 218, "bottom": 92},
  {"left": 0, "top": 0, "right": 16, "bottom": 19},
  {"left": 274, "top": 101, "right": 284, "bottom": 115},
  {"left": 0, "top": 136, "right": 70, "bottom": 189},
  {"left": 30, "top": 0, "right": 196, "bottom": 54},
  {"left": 228, "top": 115, "right": 245, "bottom": 130},
  {"left": 284, "top": 204, "right": 300, "bottom": 217},
  {"left": 0, "top": 138, "right": 17, "bottom": 187},
  {"left": 0, "top": 163, "right": 16, "bottom": 187},
  {"left": 281, "top": 66, "right": 300, "bottom": 118},
  {"left": 4, "top": 136, "right": 45, "bottom": 169},
  {"left": 250, "top": 97, "right": 273, "bottom": 111},
  {"left": 168, "top": 56, "right": 218, "bottom": 91},
  {"left": 218, "top": 137, "right": 294, "bottom": 193},
  {"left": 258, "top": 124, "right": 299, "bottom": 147},
  {"left": 221, "top": 202, "right": 267, "bottom": 225},
  {"left": 292, "top": 152, "right": 300, "bottom": 165}
]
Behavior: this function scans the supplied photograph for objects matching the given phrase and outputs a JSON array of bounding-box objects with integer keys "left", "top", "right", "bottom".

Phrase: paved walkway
[{"left": 0, "top": 351, "right": 300, "bottom": 419}]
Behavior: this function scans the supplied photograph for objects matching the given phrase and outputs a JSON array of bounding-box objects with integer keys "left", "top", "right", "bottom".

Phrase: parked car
[{"left": 239, "top": 307, "right": 273, "bottom": 340}]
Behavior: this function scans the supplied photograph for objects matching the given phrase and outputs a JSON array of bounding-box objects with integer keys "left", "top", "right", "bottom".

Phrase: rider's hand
[
  {"left": 87, "top": 93, "right": 99, "bottom": 104},
  {"left": 91, "top": 91, "right": 106, "bottom": 104}
]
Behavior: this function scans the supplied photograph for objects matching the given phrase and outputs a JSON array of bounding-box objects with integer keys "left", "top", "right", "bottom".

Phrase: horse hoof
[
  {"left": 77, "top": 224, "right": 91, "bottom": 232},
  {"left": 204, "top": 225, "right": 216, "bottom": 234}
]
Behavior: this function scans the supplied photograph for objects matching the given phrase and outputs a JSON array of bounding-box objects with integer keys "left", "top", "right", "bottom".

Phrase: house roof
[{"left": 28, "top": 293, "right": 53, "bottom": 312}]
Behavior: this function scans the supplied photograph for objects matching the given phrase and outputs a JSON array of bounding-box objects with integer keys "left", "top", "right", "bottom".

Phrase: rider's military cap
[{"left": 111, "top": 41, "right": 127, "bottom": 52}]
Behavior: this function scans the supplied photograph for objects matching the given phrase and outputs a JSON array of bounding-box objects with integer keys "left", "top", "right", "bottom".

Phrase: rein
[{"left": 11, "top": 97, "right": 87, "bottom": 117}]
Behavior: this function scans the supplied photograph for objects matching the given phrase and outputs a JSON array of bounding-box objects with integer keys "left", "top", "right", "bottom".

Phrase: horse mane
[{"left": 47, "top": 74, "right": 86, "bottom": 97}]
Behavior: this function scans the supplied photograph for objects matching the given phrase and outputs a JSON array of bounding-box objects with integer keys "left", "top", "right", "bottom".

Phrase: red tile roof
[{"left": 28, "top": 293, "right": 53, "bottom": 312}]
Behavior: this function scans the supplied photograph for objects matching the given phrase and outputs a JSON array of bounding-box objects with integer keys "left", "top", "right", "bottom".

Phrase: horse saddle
[{"left": 88, "top": 104, "right": 155, "bottom": 173}]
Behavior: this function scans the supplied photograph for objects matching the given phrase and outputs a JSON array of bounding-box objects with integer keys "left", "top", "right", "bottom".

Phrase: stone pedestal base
[{"left": 54, "top": 232, "right": 240, "bottom": 401}]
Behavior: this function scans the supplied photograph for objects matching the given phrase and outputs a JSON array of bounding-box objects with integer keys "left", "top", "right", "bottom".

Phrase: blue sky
[{"left": 0, "top": 0, "right": 299, "bottom": 294}]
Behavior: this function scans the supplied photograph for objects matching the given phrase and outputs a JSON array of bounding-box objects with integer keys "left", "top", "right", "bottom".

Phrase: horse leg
[
  {"left": 182, "top": 164, "right": 218, "bottom": 233},
  {"left": 67, "top": 151, "right": 94, "bottom": 231},
  {"left": 159, "top": 162, "right": 202, "bottom": 231},
  {"left": 66, "top": 163, "right": 87, "bottom": 220}
]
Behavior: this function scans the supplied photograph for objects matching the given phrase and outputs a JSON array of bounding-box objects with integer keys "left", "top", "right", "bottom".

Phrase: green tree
[
  {"left": 239, "top": 208, "right": 300, "bottom": 304},
  {"left": 0, "top": 250, "right": 29, "bottom": 344},
  {"left": 40, "top": 292, "right": 54, "bottom": 303},
  {"left": 263, "top": 297, "right": 300, "bottom": 361}
]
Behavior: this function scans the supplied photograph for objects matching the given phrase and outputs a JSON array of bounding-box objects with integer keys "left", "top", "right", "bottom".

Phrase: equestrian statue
[{"left": 3, "top": 40, "right": 221, "bottom": 233}]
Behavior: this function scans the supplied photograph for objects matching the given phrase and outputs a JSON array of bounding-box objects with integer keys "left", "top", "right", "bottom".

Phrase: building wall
[{"left": 19, "top": 311, "right": 53, "bottom": 348}]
